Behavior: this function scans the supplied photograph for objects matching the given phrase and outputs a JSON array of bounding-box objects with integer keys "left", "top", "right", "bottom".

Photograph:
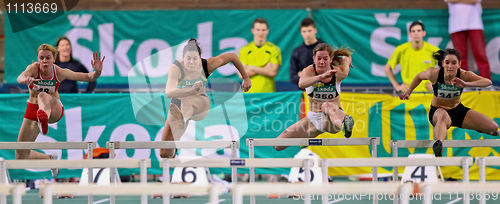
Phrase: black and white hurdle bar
[
  {"left": 106, "top": 141, "right": 239, "bottom": 204},
  {"left": 40, "top": 183, "right": 222, "bottom": 204},
  {"left": 476, "top": 157, "right": 500, "bottom": 204},
  {"left": 0, "top": 158, "right": 150, "bottom": 204},
  {"left": 161, "top": 158, "right": 313, "bottom": 204},
  {"left": 390, "top": 140, "right": 500, "bottom": 204},
  {"left": 0, "top": 142, "right": 96, "bottom": 204},
  {"left": 246, "top": 138, "right": 379, "bottom": 204},
  {"left": 321, "top": 157, "right": 473, "bottom": 204}
]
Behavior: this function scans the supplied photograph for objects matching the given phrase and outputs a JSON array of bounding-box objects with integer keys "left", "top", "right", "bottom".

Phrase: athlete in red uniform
[{"left": 16, "top": 44, "right": 104, "bottom": 161}]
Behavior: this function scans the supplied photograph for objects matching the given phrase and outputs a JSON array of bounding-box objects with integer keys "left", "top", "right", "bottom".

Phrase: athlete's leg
[
  {"left": 48, "top": 99, "right": 63, "bottom": 123},
  {"left": 274, "top": 118, "right": 321, "bottom": 151},
  {"left": 37, "top": 92, "right": 53, "bottom": 117},
  {"left": 431, "top": 108, "right": 452, "bottom": 157},
  {"left": 461, "top": 109, "right": 499, "bottom": 136},
  {"left": 322, "top": 102, "right": 344, "bottom": 134},
  {"left": 160, "top": 119, "right": 176, "bottom": 158},
  {"left": 16, "top": 119, "right": 50, "bottom": 159}
]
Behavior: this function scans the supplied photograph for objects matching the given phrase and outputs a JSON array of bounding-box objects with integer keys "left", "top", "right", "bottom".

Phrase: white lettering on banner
[
  {"left": 67, "top": 14, "right": 92, "bottom": 27},
  {"left": 68, "top": 17, "right": 246, "bottom": 79},
  {"left": 486, "top": 37, "right": 500, "bottom": 74},
  {"left": 65, "top": 107, "right": 83, "bottom": 160},
  {"left": 109, "top": 124, "right": 151, "bottom": 159},
  {"left": 66, "top": 28, "right": 94, "bottom": 72},
  {"left": 217, "top": 37, "right": 248, "bottom": 76},
  {"left": 202, "top": 125, "right": 239, "bottom": 158},
  {"left": 135, "top": 39, "right": 172, "bottom": 77},
  {"left": 374, "top": 13, "right": 400, "bottom": 26},
  {"left": 371, "top": 13, "right": 400, "bottom": 77},
  {"left": 99, "top": 23, "right": 135, "bottom": 77}
]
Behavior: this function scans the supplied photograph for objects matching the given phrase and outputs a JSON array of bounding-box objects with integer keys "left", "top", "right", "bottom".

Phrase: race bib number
[
  {"left": 33, "top": 80, "right": 56, "bottom": 93},
  {"left": 312, "top": 85, "right": 337, "bottom": 101},
  {"left": 436, "top": 84, "right": 461, "bottom": 100}
]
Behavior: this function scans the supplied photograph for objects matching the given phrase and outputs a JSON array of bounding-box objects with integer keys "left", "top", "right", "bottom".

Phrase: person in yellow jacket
[
  {"left": 385, "top": 21, "right": 440, "bottom": 93},
  {"left": 239, "top": 18, "right": 282, "bottom": 93}
]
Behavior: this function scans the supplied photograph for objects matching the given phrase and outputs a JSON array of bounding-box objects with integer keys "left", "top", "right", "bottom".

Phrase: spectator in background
[
  {"left": 290, "top": 18, "right": 324, "bottom": 90},
  {"left": 385, "top": 21, "right": 439, "bottom": 93},
  {"left": 445, "top": 0, "right": 491, "bottom": 79},
  {"left": 239, "top": 18, "right": 281, "bottom": 93},
  {"left": 55, "top": 36, "right": 97, "bottom": 93}
]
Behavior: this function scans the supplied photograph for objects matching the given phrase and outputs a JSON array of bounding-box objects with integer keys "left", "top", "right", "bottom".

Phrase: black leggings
[{"left": 429, "top": 103, "right": 470, "bottom": 128}]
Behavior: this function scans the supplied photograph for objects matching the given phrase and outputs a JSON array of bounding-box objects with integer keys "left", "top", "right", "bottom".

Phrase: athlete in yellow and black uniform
[{"left": 400, "top": 48, "right": 499, "bottom": 157}]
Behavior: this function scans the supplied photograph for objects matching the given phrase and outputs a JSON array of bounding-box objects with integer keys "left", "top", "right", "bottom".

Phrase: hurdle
[
  {"left": 232, "top": 182, "right": 411, "bottom": 204},
  {"left": 390, "top": 140, "right": 500, "bottom": 181},
  {"left": 418, "top": 182, "right": 500, "bottom": 204},
  {"left": 0, "top": 142, "right": 96, "bottom": 184},
  {"left": 0, "top": 142, "right": 96, "bottom": 204},
  {"left": 246, "top": 138, "right": 379, "bottom": 204},
  {"left": 40, "top": 183, "right": 222, "bottom": 204},
  {"left": 106, "top": 141, "right": 239, "bottom": 181},
  {"left": 161, "top": 158, "right": 313, "bottom": 204},
  {"left": 0, "top": 158, "right": 150, "bottom": 204},
  {"left": 475, "top": 157, "right": 500, "bottom": 204},
  {"left": 321, "top": 157, "right": 473, "bottom": 204},
  {"left": 0, "top": 183, "right": 25, "bottom": 204},
  {"left": 390, "top": 140, "right": 500, "bottom": 204},
  {"left": 107, "top": 140, "right": 239, "bottom": 204}
]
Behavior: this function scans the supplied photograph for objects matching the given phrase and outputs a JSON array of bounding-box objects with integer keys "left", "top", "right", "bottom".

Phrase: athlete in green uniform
[
  {"left": 160, "top": 39, "right": 251, "bottom": 158},
  {"left": 400, "top": 48, "right": 499, "bottom": 157},
  {"left": 274, "top": 43, "right": 354, "bottom": 151}
]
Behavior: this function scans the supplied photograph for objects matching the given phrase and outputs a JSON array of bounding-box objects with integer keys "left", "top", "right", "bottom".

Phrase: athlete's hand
[
  {"left": 318, "top": 69, "right": 336, "bottom": 80},
  {"left": 192, "top": 81, "right": 204, "bottom": 93},
  {"left": 25, "top": 77, "right": 40, "bottom": 86},
  {"left": 394, "top": 83, "right": 408, "bottom": 92},
  {"left": 241, "top": 77, "right": 251, "bottom": 92},
  {"left": 451, "top": 77, "right": 468, "bottom": 88},
  {"left": 399, "top": 89, "right": 411, "bottom": 100},
  {"left": 91, "top": 51, "right": 105, "bottom": 73}
]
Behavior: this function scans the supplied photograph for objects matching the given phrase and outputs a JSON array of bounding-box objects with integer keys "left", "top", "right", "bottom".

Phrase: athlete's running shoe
[
  {"left": 37, "top": 109, "right": 49, "bottom": 135},
  {"left": 433, "top": 140, "right": 443, "bottom": 157},
  {"left": 49, "top": 153, "right": 59, "bottom": 178},
  {"left": 343, "top": 115, "right": 354, "bottom": 138}
]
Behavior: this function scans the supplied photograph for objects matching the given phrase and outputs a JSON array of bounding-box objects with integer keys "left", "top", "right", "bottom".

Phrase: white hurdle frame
[
  {"left": 246, "top": 138, "right": 379, "bottom": 204},
  {"left": 107, "top": 140, "right": 239, "bottom": 204},
  {"left": 232, "top": 182, "right": 411, "bottom": 204},
  {"left": 419, "top": 182, "right": 500, "bottom": 204},
  {"left": 0, "top": 183, "right": 25, "bottom": 204},
  {"left": 0, "top": 142, "right": 95, "bottom": 204},
  {"left": 161, "top": 158, "right": 313, "bottom": 204},
  {"left": 476, "top": 157, "right": 500, "bottom": 204},
  {"left": 0, "top": 159, "right": 150, "bottom": 204},
  {"left": 40, "top": 183, "right": 222, "bottom": 204},
  {"left": 390, "top": 140, "right": 498, "bottom": 204},
  {"left": 321, "top": 157, "right": 473, "bottom": 204}
]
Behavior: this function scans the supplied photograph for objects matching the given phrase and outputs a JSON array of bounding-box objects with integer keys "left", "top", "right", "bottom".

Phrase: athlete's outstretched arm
[
  {"left": 334, "top": 56, "right": 352, "bottom": 81},
  {"left": 58, "top": 51, "right": 104, "bottom": 82},
  {"left": 298, "top": 65, "right": 335, "bottom": 89},
  {"left": 452, "top": 70, "right": 492, "bottom": 88},
  {"left": 207, "top": 53, "right": 251, "bottom": 92},
  {"left": 164, "top": 64, "right": 202, "bottom": 98},
  {"left": 17, "top": 63, "right": 38, "bottom": 85},
  {"left": 400, "top": 67, "right": 433, "bottom": 100}
]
